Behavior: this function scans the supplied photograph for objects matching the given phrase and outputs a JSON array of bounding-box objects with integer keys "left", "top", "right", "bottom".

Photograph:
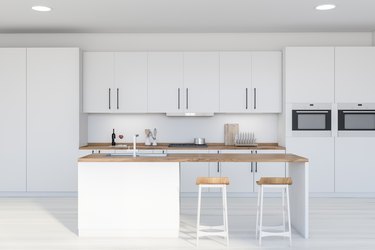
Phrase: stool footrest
[
  {"left": 261, "top": 225, "right": 285, "bottom": 231},
  {"left": 198, "top": 225, "right": 225, "bottom": 231},
  {"left": 198, "top": 231, "right": 227, "bottom": 237},
  {"left": 260, "top": 231, "right": 291, "bottom": 237}
]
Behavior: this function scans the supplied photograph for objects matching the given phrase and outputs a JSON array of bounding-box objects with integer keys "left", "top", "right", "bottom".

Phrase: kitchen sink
[{"left": 107, "top": 152, "right": 168, "bottom": 157}]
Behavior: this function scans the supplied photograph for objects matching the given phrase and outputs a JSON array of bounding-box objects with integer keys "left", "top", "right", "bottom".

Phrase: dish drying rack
[{"left": 234, "top": 132, "right": 257, "bottom": 147}]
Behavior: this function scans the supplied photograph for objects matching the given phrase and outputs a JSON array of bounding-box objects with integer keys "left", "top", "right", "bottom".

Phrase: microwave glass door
[
  {"left": 339, "top": 110, "right": 375, "bottom": 130},
  {"left": 292, "top": 110, "right": 331, "bottom": 131}
]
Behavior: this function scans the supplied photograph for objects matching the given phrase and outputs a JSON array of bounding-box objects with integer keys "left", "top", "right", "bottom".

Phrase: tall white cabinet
[
  {"left": 0, "top": 48, "right": 27, "bottom": 191},
  {"left": 27, "top": 48, "right": 80, "bottom": 192}
]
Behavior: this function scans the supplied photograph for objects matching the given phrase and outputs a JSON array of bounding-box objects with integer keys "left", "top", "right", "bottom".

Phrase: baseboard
[{"left": 0, "top": 192, "right": 78, "bottom": 197}]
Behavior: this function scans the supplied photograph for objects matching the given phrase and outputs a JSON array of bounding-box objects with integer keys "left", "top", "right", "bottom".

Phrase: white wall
[
  {"left": 1, "top": 32, "right": 372, "bottom": 144},
  {"left": 88, "top": 113, "right": 278, "bottom": 143}
]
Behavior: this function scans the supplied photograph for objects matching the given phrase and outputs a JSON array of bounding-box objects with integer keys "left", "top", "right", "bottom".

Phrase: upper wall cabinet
[
  {"left": 83, "top": 52, "right": 148, "bottom": 113},
  {"left": 148, "top": 52, "right": 184, "bottom": 113},
  {"left": 220, "top": 51, "right": 282, "bottom": 113},
  {"left": 285, "top": 47, "right": 334, "bottom": 103},
  {"left": 148, "top": 52, "right": 220, "bottom": 113},
  {"left": 183, "top": 52, "right": 220, "bottom": 113},
  {"left": 335, "top": 47, "right": 375, "bottom": 103}
]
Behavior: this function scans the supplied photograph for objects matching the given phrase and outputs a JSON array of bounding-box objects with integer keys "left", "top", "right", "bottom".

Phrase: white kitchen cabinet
[
  {"left": 83, "top": 52, "right": 114, "bottom": 113},
  {"left": 0, "top": 48, "right": 27, "bottom": 191},
  {"left": 114, "top": 52, "right": 148, "bottom": 112},
  {"left": 27, "top": 48, "right": 80, "bottom": 192},
  {"left": 167, "top": 150, "right": 209, "bottom": 193},
  {"left": 148, "top": 52, "right": 184, "bottom": 113},
  {"left": 219, "top": 150, "right": 254, "bottom": 193},
  {"left": 219, "top": 52, "right": 252, "bottom": 112},
  {"left": 183, "top": 52, "right": 220, "bottom": 113},
  {"left": 335, "top": 137, "right": 375, "bottom": 192},
  {"left": 286, "top": 137, "right": 334, "bottom": 193},
  {"left": 284, "top": 47, "right": 334, "bottom": 103},
  {"left": 84, "top": 52, "right": 148, "bottom": 113},
  {"left": 335, "top": 47, "right": 375, "bottom": 103},
  {"left": 252, "top": 52, "right": 282, "bottom": 113},
  {"left": 253, "top": 150, "right": 286, "bottom": 192},
  {"left": 219, "top": 149, "right": 285, "bottom": 194},
  {"left": 219, "top": 51, "right": 281, "bottom": 113}
]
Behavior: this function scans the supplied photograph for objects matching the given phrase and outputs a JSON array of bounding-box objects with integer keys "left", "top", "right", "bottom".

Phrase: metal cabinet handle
[
  {"left": 186, "top": 88, "right": 189, "bottom": 109},
  {"left": 246, "top": 88, "right": 248, "bottom": 109},
  {"left": 116, "top": 88, "right": 119, "bottom": 109},
  {"left": 255, "top": 162, "right": 258, "bottom": 172},
  {"left": 108, "top": 88, "right": 111, "bottom": 110},
  {"left": 178, "top": 88, "right": 181, "bottom": 109},
  {"left": 251, "top": 162, "right": 253, "bottom": 172},
  {"left": 217, "top": 162, "right": 220, "bottom": 173},
  {"left": 254, "top": 88, "right": 257, "bottom": 110}
]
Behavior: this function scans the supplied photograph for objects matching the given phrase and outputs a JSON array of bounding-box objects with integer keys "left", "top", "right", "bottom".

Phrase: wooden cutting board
[{"left": 224, "top": 124, "right": 239, "bottom": 146}]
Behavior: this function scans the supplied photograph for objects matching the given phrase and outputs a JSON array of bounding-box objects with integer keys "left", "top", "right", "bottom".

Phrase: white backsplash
[{"left": 88, "top": 113, "right": 279, "bottom": 143}]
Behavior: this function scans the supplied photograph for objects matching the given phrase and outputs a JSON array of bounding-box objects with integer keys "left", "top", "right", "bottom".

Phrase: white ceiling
[{"left": 1, "top": 0, "right": 375, "bottom": 33}]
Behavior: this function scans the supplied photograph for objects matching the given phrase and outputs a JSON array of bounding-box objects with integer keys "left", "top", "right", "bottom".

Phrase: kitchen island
[{"left": 78, "top": 153, "right": 309, "bottom": 238}]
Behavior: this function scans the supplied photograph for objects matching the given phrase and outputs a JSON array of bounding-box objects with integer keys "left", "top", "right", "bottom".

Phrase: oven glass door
[
  {"left": 338, "top": 110, "right": 375, "bottom": 130},
  {"left": 292, "top": 110, "right": 331, "bottom": 131}
]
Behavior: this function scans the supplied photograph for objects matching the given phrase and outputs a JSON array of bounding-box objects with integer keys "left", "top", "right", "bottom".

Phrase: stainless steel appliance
[
  {"left": 290, "top": 103, "right": 332, "bottom": 137},
  {"left": 337, "top": 103, "right": 375, "bottom": 137}
]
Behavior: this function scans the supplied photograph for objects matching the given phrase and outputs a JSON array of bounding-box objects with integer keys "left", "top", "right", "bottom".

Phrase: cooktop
[{"left": 168, "top": 143, "right": 208, "bottom": 148}]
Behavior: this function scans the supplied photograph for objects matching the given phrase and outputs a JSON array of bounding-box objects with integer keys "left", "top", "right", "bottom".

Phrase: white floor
[{"left": 0, "top": 197, "right": 374, "bottom": 250}]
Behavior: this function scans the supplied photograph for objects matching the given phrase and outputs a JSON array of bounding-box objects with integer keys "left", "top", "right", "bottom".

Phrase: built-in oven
[
  {"left": 337, "top": 103, "right": 375, "bottom": 137},
  {"left": 290, "top": 103, "right": 332, "bottom": 137}
]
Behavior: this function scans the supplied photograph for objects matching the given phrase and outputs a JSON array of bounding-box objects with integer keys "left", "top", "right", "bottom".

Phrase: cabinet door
[
  {"left": 335, "top": 47, "right": 375, "bottom": 103},
  {"left": 253, "top": 150, "right": 286, "bottom": 192},
  {"left": 114, "top": 52, "right": 148, "bottom": 113},
  {"left": 27, "top": 48, "right": 79, "bottom": 192},
  {"left": 285, "top": 47, "right": 334, "bottom": 103},
  {"left": 252, "top": 52, "right": 282, "bottom": 113},
  {"left": 286, "top": 138, "right": 334, "bottom": 193},
  {"left": 148, "top": 52, "right": 183, "bottom": 113},
  {"left": 184, "top": 52, "right": 220, "bottom": 113},
  {"left": 83, "top": 52, "right": 114, "bottom": 113},
  {"left": 219, "top": 150, "right": 253, "bottom": 193},
  {"left": 335, "top": 138, "right": 375, "bottom": 192},
  {"left": 0, "top": 48, "right": 27, "bottom": 191},
  {"left": 168, "top": 150, "right": 209, "bottom": 193},
  {"left": 219, "top": 52, "right": 251, "bottom": 113}
]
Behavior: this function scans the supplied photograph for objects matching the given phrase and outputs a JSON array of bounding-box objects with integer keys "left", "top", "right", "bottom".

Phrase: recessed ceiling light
[
  {"left": 315, "top": 4, "right": 336, "bottom": 11},
  {"left": 32, "top": 6, "right": 52, "bottom": 12}
]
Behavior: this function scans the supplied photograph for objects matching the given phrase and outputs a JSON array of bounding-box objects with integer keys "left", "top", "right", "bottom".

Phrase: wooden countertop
[
  {"left": 79, "top": 143, "right": 285, "bottom": 151},
  {"left": 79, "top": 153, "right": 308, "bottom": 163}
]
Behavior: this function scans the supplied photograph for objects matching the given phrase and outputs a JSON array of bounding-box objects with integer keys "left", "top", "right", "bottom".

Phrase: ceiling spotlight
[
  {"left": 315, "top": 4, "right": 336, "bottom": 10},
  {"left": 32, "top": 6, "right": 52, "bottom": 12}
]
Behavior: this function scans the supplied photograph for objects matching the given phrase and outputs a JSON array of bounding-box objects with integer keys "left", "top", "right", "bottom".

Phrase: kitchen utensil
[
  {"left": 224, "top": 123, "right": 239, "bottom": 146},
  {"left": 194, "top": 138, "right": 206, "bottom": 145}
]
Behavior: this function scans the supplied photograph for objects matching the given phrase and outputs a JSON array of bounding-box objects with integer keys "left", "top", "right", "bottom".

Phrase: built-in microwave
[
  {"left": 337, "top": 103, "right": 375, "bottom": 137},
  {"left": 290, "top": 103, "right": 332, "bottom": 137},
  {"left": 292, "top": 110, "right": 331, "bottom": 131}
]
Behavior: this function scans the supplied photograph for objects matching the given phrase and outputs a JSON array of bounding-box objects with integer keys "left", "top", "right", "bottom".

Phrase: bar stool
[
  {"left": 196, "top": 177, "right": 230, "bottom": 246},
  {"left": 255, "top": 177, "right": 292, "bottom": 246}
]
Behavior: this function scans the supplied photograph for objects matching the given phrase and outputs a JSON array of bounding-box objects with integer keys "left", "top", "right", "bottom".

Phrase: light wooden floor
[{"left": 0, "top": 197, "right": 374, "bottom": 249}]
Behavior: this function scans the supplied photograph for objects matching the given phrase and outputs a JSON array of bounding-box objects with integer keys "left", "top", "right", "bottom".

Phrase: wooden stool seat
[
  {"left": 196, "top": 177, "right": 230, "bottom": 185},
  {"left": 256, "top": 177, "right": 292, "bottom": 186}
]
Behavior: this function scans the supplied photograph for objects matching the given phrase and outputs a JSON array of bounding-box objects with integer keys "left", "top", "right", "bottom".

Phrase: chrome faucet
[{"left": 133, "top": 134, "right": 139, "bottom": 157}]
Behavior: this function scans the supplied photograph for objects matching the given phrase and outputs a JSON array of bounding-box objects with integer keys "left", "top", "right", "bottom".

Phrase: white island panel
[{"left": 78, "top": 162, "right": 180, "bottom": 237}]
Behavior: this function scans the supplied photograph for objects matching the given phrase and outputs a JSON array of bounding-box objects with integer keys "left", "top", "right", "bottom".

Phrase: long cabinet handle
[
  {"left": 217, "top": 162, "right": 220, "bottom": 173},
  {"left": 246, "top": 88, "right": 248, "bottom": 109},
  {"left": 186, "top": 88, "right": 189, "bottom": 110},
  {"left": 251, "top": 162, "right": 253, "bottom": 172},
  {"left": 254, "top": 88, "right": 257, "bottom": 110},
  {"left": 178, "top": 88, "right": 181, "bottom": 110},
  {"left": 116, "top": 88, "right": 119, "bottom": 109},
  {"left": 108, "top": 88, "right": 111, "bottom": 110}
]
